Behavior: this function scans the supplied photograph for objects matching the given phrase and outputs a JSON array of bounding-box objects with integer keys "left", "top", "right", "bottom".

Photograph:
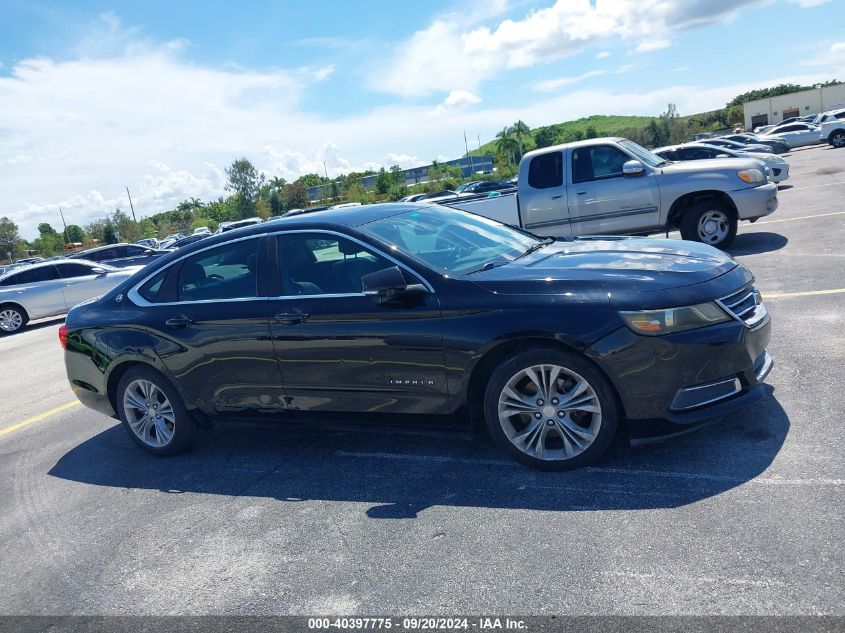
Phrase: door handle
[
  {"left": 275, "top": 311, "right": 309, "bottom": 325},
  {"left": 165, "top": 316, "right": 194, "bottom": 329},
  {"left": 575, "top": 191, "right": 587, "bottom": 195},
  {"left": 551, "top": 194, "right": 563, "bottom": 199}
]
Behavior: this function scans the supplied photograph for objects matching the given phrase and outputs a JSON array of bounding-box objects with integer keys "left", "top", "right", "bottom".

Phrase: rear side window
[
  {"left": 1, "top": 266, "right": 59, "bottom": 285},
  {"left": 138, "top": 269, "right": 168, "bottom": 303},
  {"left": 56, "top": 263, "right": 97, "bottom": 278},
  {"left": 177, "top": 239, "right": 259, "bottom": 302},
  {"left": 527, "top": 152, "right": 563, "bottom": 189}
]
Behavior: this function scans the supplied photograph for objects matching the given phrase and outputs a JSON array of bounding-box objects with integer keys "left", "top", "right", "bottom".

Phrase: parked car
[
  {"left": 163, "top": 235, "right": 208, "bottom": 250},
  {"left": 68, "top": 243, "right": 168, "bottom": 268},
  {"left": 62, "top": 204, "right": 772, "bottom": 469},
  {"left": 135, "top": 238, "right": 160, "bottom": 249},
  {"left": 460, "top": 181, "right": 515, "bottom": 195},
  {"left": 443, "top": 137, "right": 778, "bottom": 249},
  {"left": 215, "top": 218, "right": 264, "bottom": 234},
  {"left": 720, "top": 134, "right": 791, "bottom": 154},
  {"left": 812, "top": 108, "right": 845, "bottom": 148},
  {"left": 759, "top": 122, "right": 821, "bottom": 148},
  {"left": 1, "top": 259, "right": 141, "bottom": 334},
  {"left": 16, "top": 257, "right": 45, "bottom": 265},
  {"left": 192, "top": 227, "right": 211, "bottom": 236},
  {"left": 424, "top": 190, "right": 459, "bottom": 201},
  {"left": 454, "top": 181, "right": 482, "bottom": 193},
  {"left": 701, "top": 138, "right": 773, "bottom": 154},
  {"left": 654, "top": 143, "right": 790, "bottom": 183},
  {"left": 399, "top": 193, "right": 429, "bottom": 202},
  {"left": 753, "top": 124, "right": 776, "bottom": 134}
]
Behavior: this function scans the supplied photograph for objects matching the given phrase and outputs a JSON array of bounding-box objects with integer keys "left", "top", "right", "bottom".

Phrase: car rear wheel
[
  {"left": 483, "top": 349, "right": 618, "bottom": 470},
  {"left": 0, "top": 305, "right": 27, "bottom": 335},
  {"left": 680, "top": 201, "right": 737, "bottom": 249},
  {"left": 117, "top": 366, "right": 196, "bottom": 456},
  {"left": 829, "top": 130, "right": 845, "bottom": 148}
]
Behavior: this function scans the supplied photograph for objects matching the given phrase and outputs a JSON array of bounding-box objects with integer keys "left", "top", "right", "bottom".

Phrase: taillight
[{"left": 59, "top": 324, "right": 68, "bottom": 349}]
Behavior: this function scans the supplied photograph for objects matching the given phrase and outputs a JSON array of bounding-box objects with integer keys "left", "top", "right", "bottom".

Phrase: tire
[
  {"left": 0, "top": 304, "right": 28, "bottom": 335},
  {"left": 679, "top": 200, "right": 738, "bottom": 249},
  {"left": 483, "top": 348, "right": 619, "bottom": 470},
  {"left": 829, "top": 130, "right": 845, "bottom": 148},
  {"left": 116, "top": 366, "right": 196, "bottom": 456}
]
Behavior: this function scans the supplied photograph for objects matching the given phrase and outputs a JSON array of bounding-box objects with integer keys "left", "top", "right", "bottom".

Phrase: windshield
[
  {"left": 618, "top": 139, "right": 665, "bottom": 167},
  {"left": 358, "top": 206, "right": 541, "bottom": 275}
]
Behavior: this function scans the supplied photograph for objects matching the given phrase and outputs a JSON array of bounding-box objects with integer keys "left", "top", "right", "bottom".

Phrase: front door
[
  {"left": 54, "top": 262, "right": 118, "bottom": 308},
  {"left": 268, "top": 231, "right": 448, "bottom": 414},
  {"left": 566, "top": 144, "right": 661, "bottom": 235},
  {"left": 135, "top": 236, "right": 286, "bottom": 412}
]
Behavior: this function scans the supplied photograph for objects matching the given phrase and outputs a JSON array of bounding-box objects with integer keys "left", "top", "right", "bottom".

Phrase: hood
[
  {"left": 659, "top": 156, "right": 760, "bottom": 174},
  {"left": 470, "top": 237, "right": 743, "bottom": 307}
]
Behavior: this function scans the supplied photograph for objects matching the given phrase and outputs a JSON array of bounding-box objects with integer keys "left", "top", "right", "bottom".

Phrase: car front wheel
[
  {"left": 0, "top": 305, "right": 27, "bottom": 335},
  {"left": 117, "top": 366, "right": 196, "bottom": 456},
  {"left": 680, "top": 201, "right": 738, "bottom": 249},
  {"left": 483, "top": 349, "right": 618, "bottom": 470},
  {"left": 829, "top": 130, "right": 845, "bottom": 148}
]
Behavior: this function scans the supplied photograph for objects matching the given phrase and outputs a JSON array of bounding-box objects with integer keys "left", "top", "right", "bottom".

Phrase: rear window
[{"left": 527, "top": 152, "right": 563, "bottom": 189}]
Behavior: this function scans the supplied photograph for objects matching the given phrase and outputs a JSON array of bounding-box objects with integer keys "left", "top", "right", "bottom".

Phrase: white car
[
  {"left": 759, "top": 122, "right": 821, "bottom": 148},
  {"left": 215, "top": 217, "right": 264, "bottom": 234},
  {"left": 0, "top": 259, "right": 141, "bottom": 334},
  {"left": 813, "top": 108, "right": 845, "bottom": 148},
  {"left": 654, "top": 143, "right": 790, "bottom": 183},
  {"left": 702, "top": 138, "right": 773, "bottom": 154},
  {"left": 192, "top": 226, "right": 211, "bottom": 236}
]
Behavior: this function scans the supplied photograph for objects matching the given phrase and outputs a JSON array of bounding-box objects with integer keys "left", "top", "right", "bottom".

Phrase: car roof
[{"left": 0, "top": 258, "right": 107, "bottom": 280}]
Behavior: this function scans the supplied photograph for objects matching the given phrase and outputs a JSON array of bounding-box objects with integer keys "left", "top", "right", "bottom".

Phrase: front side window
[
  {"left": 680, "top": 147, "right": 718, "bottom": 160},
  {"left": 528, "top": 152, "right": 563, "bottom": 189},
  {"left": 56, "top": 263, "right": 99, "bottom": 278},
  {"left": 359, "top": 206, "right": 540, "bottom": 275},
  {"left": 177, "top": 239, "right": 259, "bottom": 302},
  {"left": 572, "top": 145, "right": 631, "bottom": 183},
  {"left": 276, "top": 234, "right": 391, "bottom": 296}
]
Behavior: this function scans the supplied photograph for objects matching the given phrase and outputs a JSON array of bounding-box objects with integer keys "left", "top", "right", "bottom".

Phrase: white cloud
[
  {"left": 376, "top": 0, "right": 770, "bottom": 96},
  {"left": 312, "top": 64, "right": 335, "bottom": 81},
  {"left": 634, "top": 38, "right": 672, "bottom": 53},
  {"left": 443, "top": 89, "right": 482, "bottom": 107},
  {"left": 596, "top": 51, "right": 611, "bottom": 59},
  {"left": 385, "top": 153, "right": 421, "bottom": 169},
  {"left": 533, "top": 70, "right": 606, "bottom": 92},
  {"left": 788, "top": 0, "right": 831, "bottom": 6}
]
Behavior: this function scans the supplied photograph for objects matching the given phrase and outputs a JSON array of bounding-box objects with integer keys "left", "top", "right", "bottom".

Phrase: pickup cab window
[
  {"left": 527, "top": 152, "right": 563, "bottom": 189},
  {"left": 572, "top": 145, "right": 630, "bottom": 183}
]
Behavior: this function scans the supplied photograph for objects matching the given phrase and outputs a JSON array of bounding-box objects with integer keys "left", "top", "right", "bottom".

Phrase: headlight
[
  {"left": 737, "top": 168, "right": 765, "bottom": 184},
  {"left": 619, "top": 302, "right": 731, "bottom": 336}
]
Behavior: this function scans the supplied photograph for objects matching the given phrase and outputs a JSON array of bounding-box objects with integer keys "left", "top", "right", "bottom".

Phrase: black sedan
[
  {"left": 721, "top": 134, "right": 791, "bottom": 155},
  {"left": 61, "top": 204, "right": 773, "bottom": 469}
]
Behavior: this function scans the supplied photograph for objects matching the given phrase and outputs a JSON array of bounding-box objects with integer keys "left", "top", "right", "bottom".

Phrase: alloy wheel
[
  {"left": 497, "top": 364, "right": 602, "bottom": 461},
  {"left": 832, "top": 133, "right": 845, "bottom": 148},
  {"left": 697, "top": 210, "right": 729, "bottom": 244},
  {"left": 0, "top": 309, "right": 23, "bottom": 333},
  {"left": 122, "top": 379, "right": 176, "bottom": 447}
]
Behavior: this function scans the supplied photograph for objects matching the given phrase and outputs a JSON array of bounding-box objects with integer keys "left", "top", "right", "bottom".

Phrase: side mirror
[
  {"left": 362, "top": 266, "right": 428, "bottom": 304},
  {"left": 143, "top": 249, "right": 155, "bottom": 255},
  {"left": 91, "top": 267, "right": 107, "bottom": 276},
  {"left": 622, "top": 160, "right": 645, "bottom": 176}
]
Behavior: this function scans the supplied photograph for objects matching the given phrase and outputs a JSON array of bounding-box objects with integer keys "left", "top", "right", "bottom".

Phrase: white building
[{"left": 742, "top": 83, "right": 845, "bottom": 130}]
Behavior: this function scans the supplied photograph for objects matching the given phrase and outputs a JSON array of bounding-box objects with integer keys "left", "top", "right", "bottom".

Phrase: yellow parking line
[
  {"left": 0, "top": 400, "right": 80, "bottom": 439},
  {"left": 764, "top": 288, "right": 845, "bottom": 299},
  {"left": 753, "top": 210, "right": 845, "bottom": 225}
]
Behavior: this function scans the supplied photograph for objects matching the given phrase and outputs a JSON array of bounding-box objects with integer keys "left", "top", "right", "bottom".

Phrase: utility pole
[
  {"left": 59, "top": 207, "right": 69, "bottom": 245},
  {"left": 464, "top": 130, "right": 474, "bottom": 176},
  {"left": 125, "top": 186, "right": 137, "bottom": 223}
]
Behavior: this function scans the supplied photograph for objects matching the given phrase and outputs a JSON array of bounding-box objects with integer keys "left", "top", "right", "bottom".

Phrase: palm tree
[
  {"left": 269, "top": 176, "right": 287, "bottom": 191},
  {"left": 495, "top": 127, "right": 519, "bottom": 165},
  {"left": 511, "top": 120, "right": 530, "bottom": 160}
]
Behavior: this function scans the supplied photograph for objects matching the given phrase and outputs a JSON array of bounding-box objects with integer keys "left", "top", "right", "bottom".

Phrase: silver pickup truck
[{"left": 445, "top": 137, "right": 778, "bottom": 248}]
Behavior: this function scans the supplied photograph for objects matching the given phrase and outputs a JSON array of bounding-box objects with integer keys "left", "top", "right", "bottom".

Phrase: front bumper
[
  {"left": 587, "top": 306, "right": 772, "bottom": 427},
  {"left": 732, "top": 182, "right": 778, "bottom": 220}
]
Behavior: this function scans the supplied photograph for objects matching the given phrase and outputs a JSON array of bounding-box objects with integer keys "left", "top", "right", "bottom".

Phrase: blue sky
[{"left": 1, "top": 0, "right": 844, "bottom": 238}]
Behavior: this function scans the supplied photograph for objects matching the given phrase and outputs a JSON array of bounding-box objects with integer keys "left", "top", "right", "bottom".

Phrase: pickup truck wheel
[
  {"left": 483, "top": 349, "right": 618, "bottom": 470},
  {"left": 829, "top": 130, "right": 845, "bottom": 148},
  {"left": 680, "top": 202, "right": 737, "bottom": 249}
]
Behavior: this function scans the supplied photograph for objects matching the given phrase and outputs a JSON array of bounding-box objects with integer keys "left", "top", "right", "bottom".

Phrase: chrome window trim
[
  {"left": 127, "top": 234, "right": 263, "bottom": 308},
  {"left": 127, "top": 229, "right": 434, "bottom": 308}
]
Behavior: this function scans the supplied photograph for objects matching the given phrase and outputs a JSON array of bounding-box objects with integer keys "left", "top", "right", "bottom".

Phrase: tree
[
  {"left": 389, "top": 165, "right": 404, "bottom": 185},
  {"left": 282, "top": 182, "right": 310, "bottom": 211},
  {"left": 511, "top": 120, "right": 530, "bottom": 159},
  {"left": 269, "top": 176, "right": 287, "bottom": 191},
  {"left": 225, "top": 158, "right": 264, "bottom": 220},
  {"left": 38, "top": 223, "right": 58, "bottom": 237},
  {"left": 584, "top": 125, "right": 598, "bottom": 139},
  {"left": 65, "top": 225, "right": 85, "bottom": 243},
  {"left": 495, "top": 127, "right": 520, "bottom": 164},
  {"left": 296, "top": 173, "right": 330, "bottom": 188},
  {"left": 102, "top": 220, "right": 117, "bottom": 245},
  {"left": 375, "top": 168, "right": 392, "bottom": 195},
  {"left": 534, "top": 127, "right": 559, "bottom": 148},
  {"left": 0, "top": 217, "right": 21, "bottom": 260}
]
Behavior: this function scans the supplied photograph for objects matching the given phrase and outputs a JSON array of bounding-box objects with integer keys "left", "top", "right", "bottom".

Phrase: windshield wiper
[
  {"left": 515, "top": 236, "right": 555, "bottom": 259},
  {"left": 465, "top": 259, "right": 510, "bottom": 274}
]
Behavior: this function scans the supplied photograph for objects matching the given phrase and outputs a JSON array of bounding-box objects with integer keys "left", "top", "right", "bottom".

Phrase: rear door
[
  {"left": 566, "top": 143, "right": 661, "bottom": 235},
  {"left": 518, "top": 150, "right": 571, "bottom": 236},
  {"left": 0, "top": 265, "right": 67, "bottom": 319},
  {"left": 267, "top": 230, "right": 448, "bottom": 414},
  {"left": 130, "top": 235, "right": 286, "bottom": 412}
]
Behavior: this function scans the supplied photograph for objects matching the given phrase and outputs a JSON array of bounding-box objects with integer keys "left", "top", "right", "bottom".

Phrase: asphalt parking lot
[{"left": 0, "top": 144, "right": 843, "bottom": 616}]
